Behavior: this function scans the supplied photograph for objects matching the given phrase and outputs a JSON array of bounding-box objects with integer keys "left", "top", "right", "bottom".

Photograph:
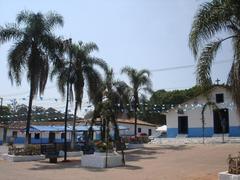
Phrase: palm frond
[
  {"left": 227, "top": 36, "right": 240, "bottom": 112},
  {"left": 16, "top": 10, "right": 33, "bottom": 24},
  {"left": 189, "top": 0, "right": 232, "bottom": 58},
  {"left": 7, "top": 39, "right": 30, "bottom": 85},
  {"left": 196, "top": 39, "right": 223, "bottom": 87},
  {"left": 0, "top": 24, "right": 23, "bottom": 43},
  {"left": 45, "top": 11, "right": 64, "bottom": 30}
]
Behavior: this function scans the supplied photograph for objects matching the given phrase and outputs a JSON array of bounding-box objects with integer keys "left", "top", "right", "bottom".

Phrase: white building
[
  {"left": 166, "top": 86, "right": 240, "bottom": 137},
  {"left": 116, "top": 118, "right": 157, "bottom": 136}
]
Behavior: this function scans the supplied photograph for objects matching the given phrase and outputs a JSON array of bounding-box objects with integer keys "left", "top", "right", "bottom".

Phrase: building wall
[
  {"left": 118, "top": 123, "right": 156, "bottom": 136},
  {"left": 166, "top": 87, "right": 240, "bottom": 137},
  {"left": 5, "top": 129, "right": 72, "bottom": 144}
]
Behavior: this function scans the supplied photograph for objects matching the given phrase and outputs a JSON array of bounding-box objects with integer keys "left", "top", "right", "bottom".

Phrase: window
[
  {"left": 148, "top": 129, "right": 152, "bottom": 136},
  {"left": 12, "top": 131, "right": 17, "bottom": 138},
  {"left": 35, "top": 133, "right": 40, "bottom": 139},
  {"left": 216, "top": 93, "right": 224, "bottom": 103},
  {"left": 61, "top": 133, "right": 66, "bottom": 139},
  {"left": 138, "top": 128, "right": 141, "bottom": 133}
]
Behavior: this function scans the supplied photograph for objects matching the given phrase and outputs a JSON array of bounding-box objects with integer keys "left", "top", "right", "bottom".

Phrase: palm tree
[
  {"left": 189, "top": 0, "right": 240, "bottom": 112},
  {"left": 0, "top": 10, "right": 63, "bottom": 144},
  {"left": 99, "top": 68, "right": 128, "bottom": 165},
  {"left": 51, "top": 41, "right": 107, "bottom": 148},
  {"left": 121, "top": 67, "right": 152, "bottom": 137}
]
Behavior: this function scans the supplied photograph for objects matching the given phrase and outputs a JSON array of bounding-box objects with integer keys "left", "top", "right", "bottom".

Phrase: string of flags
[{"left": 0, "top": 101, "right": 236, "bottom": 121}]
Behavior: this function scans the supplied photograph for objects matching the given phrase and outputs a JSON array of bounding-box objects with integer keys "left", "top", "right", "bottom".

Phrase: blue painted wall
[
  {"left": 168, "top": 126, "right": 240, "bottom": 137},
  {"left": 6, "top": 137, "right": 71, "bottom": 144},
  {"left": 167, "top": 128, "right": 178, "bottom": 137},
  {"left": 229, "top": 126, "right": 240, "bottom": 137},
  {"left": 188, "top": 127, "right": 213, "bottom": 137}
]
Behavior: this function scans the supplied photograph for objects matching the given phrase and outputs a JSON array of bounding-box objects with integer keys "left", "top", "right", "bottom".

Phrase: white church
[{"left": 166, "top": 85, "right": 240, "bottom": 138}]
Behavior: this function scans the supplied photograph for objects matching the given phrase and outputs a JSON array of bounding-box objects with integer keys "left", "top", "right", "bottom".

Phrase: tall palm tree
[
  {"left": 88, "top": 68, "right": 130, "bottom": 141},
  {"left": 0, "top": 10, "right": 63, "bottom": 144},
  {"left": 121, "top": 67, "right": 152, "bottom": 137},
  {"left": 51, "top": 41, "right": 107, "bottom": 148},
  {"left": 189, "top": 0, "right": 240, "bottom": 112}
]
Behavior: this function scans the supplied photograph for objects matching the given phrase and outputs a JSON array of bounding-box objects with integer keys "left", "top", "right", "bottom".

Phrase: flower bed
[
  {"left": 8, "top": 145, "right": 41, "bottom": 156},
  {"left": 2, "top": 144, "right": 45, "bottom": 162}
]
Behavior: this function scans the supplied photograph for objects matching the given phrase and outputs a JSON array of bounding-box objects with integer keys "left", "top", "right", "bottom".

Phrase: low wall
[
  {"left": 219, "top": 171, "right": 240, "bottom": 180},
  {"left": 81, "top": 152, "right": 124, "bottom": 168},
  {"left": 58, "top": 151, "right": 83, "bottom": 157},
  {"left": 2, "top": 154, "right": 45, "bottom": 162}
]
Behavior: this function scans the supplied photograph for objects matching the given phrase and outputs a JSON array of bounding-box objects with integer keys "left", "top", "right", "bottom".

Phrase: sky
[{"left": 0, "top": 0, "right": 233, "bottom": 116}]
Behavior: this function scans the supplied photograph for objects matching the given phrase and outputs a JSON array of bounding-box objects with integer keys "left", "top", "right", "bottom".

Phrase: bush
[
  {"left": 122, "top": 136, "right": 150, "bottom": 144},
  {"left": 8, "top": 144, "right": 41, "bottom": 155},
  {"left": 94, "top": 140, "right": 113, "bottom": 152}
]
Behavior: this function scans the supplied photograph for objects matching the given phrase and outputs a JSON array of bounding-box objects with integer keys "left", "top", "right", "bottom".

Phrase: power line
[
  {"left": 0, "top": 59, "right": 232, "bottom": 98},
  {"left": 150, "top": 59, "right": 231, "bottom": 72}
]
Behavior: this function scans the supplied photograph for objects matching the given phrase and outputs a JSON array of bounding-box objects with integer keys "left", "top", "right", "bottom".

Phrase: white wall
[
  {"left": 118, "top": 123, "right": 156, "bottom": 136},
  {"left": 166, "top": 87, "right": 240, "bottom": 137}
]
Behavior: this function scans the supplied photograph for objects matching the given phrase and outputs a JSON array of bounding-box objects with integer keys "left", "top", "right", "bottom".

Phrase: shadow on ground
[
  {"left": 29, "top": 159, "right": 143, "bottom": 172},
  {"left": 28, "top": 145, "right": 192, "bottom": 171},
  {"left": 125, "top": 145, "right": 193, "bottom": 162},
  {"left": 144, "top": 144, "right": 194, "bottom": 151},
  {"left": 29, "top": 159, "right": 86, "bottom": 171}
]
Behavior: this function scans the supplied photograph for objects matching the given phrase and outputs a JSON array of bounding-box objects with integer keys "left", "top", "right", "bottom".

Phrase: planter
[
  {"left": 219, "top": 171, "right": 240, "bottom": 180},
  {"left": 2, "top": 154, "right": 45, "bottom": 162},
  {"left": 58, "top": 151, "right": 83, "bottom": 157},
  {"left": 81, "top": 151, "right": 124, "bottom": 168}
]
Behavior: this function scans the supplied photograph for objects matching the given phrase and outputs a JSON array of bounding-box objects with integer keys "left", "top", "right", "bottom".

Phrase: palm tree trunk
[
  {"left": 88, "top": 110, "right": 96, "bottom": 141},
  {"left": 101, "top": 118, "right": 106, "bottom": 141},
  {"left": 25, "top": 86, "right": 34, "bottom": 145},
  {"left": 111, "top": 107, "right": 125, "bottom": 166},
  {"left": 71, "top": 101, "right": 78, "bottom": 149},
  {"left": 134, "top": 92, "right": 138, "bottom": 138}
]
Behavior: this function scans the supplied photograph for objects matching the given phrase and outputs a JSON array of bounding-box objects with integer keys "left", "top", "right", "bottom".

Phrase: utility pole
[
  {"left": 0, "top": 97, "right": 3, "bottom": 115},
  {"left": 0, "top": 97, "right": 3, "bottom": 123},
  {"left": 63, "top": 38, "right": 72, "bottom": 162},
  {"left": 0, "top": 97, "right": 6, "bottom": 143}
]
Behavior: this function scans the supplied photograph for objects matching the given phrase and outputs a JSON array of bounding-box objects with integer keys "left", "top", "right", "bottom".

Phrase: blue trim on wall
[
  {"left": 229, "top": 126, "right": 240, "bottom": 137},
  {"left": 168, "top": 126, "right": 240, "bottom": 137},
  {"left": 5, "top": 137, "right": 71, "bottom": 144},
  {"left": 14, "top": 137, "right": 25, "bottom": 144},
  {"left": 0, "top": 140, "right": 2, "bottom": 145},
  {"left": 167, "top": 128, "right": 178, "bottom": 137},
  {"left": 188, "top": 127, "right": 213, "bottom": 137}
]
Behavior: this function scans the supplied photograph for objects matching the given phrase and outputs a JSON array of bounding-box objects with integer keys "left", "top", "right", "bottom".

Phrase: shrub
[
  {"left": 94, "top": 140, "right": 113, "bottom": 152},
  {"left": 8, "top": 144, "right": 41, "bottom": 155}
]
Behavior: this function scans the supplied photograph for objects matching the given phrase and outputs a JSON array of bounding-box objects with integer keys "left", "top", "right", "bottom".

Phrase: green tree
[
  {"left": 51, "top": 41, "right": 107, "bottom": 148},
  {"left": 189, "top": 0, "right": 240, "bottom": 112},
  {"left": 0, "top": 10, "right": 63, "bottom": 144},
  {"left": 121, "top": 67, "right": 152, "bottom": 137}
]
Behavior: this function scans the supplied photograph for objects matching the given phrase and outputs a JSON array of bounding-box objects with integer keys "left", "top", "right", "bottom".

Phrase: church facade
[{"left": 166, "top": 86, "right": 240, "bottom": 138}]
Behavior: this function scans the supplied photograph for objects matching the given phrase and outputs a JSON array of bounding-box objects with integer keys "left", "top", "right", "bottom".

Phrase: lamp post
[{"left": 63, "top": 38, "right": 72, "bottom": 162}]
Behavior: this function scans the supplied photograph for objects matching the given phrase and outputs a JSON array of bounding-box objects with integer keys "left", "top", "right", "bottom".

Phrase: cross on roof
[{"left": 216, "top": 79, "right": 220, "bottom": 85}]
